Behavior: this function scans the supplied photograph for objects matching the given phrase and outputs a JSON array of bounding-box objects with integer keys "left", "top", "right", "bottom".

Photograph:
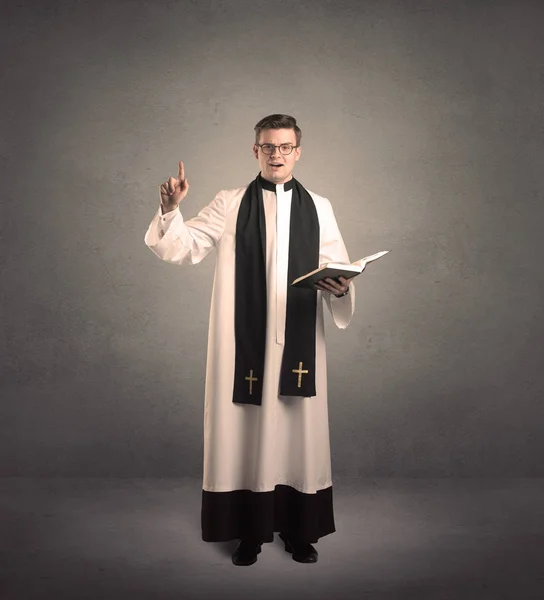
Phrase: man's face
[{"left": 253, "top": 127, "right": 301, "bottom": 184}]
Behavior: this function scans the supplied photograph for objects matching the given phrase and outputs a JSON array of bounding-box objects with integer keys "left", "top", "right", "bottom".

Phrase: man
[{"left": 145, "top": 114, "right": 355, "bottom": 566}]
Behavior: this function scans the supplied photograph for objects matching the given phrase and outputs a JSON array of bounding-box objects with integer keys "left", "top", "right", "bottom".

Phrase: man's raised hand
[{"left": 160, "top": 161, "right": 190, "bottom": 213}]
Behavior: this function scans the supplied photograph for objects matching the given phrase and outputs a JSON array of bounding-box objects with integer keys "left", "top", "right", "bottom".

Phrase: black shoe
[
  {"left": 279, "top": 533, "right": 318, "bottom": 563},
  {"left": 232, "top": 540, "right": 262, "bottom": 566}
]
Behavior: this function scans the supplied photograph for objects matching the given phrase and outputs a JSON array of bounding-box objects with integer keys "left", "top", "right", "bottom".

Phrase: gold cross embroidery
[
  {"left": 292, "top": 362, "right": 309, "bottom": 388},
  {"left": 245, "top": 370, "right": 258, "bottom": 395}
]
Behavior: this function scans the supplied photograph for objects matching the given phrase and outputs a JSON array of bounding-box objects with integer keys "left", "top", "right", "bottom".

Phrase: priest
[{"left": 144, "top": 114, "right": 355, "bottom": 566}]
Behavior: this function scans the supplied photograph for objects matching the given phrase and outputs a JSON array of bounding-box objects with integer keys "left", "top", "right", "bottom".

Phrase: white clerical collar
[{"left": 258, "top": 173, "right": 294, "bottom": 193}]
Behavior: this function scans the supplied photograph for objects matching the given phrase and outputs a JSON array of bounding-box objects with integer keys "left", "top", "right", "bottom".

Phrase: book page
[{"left": 351, "top": 250, "right": 389, "bottom": 269}]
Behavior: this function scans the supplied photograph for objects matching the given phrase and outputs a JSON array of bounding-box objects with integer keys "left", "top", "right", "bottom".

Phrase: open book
[{"left": 291, "top": 251, "right": 390, "bottom": 289}]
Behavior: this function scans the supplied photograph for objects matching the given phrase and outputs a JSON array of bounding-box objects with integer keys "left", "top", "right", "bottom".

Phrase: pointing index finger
[{"left": 178, "top": 160, "right": 185, "bottom": 182}]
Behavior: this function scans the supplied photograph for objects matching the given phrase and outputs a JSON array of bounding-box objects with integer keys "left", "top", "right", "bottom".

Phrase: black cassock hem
[{"left": 201, "top": 484, "right": 335, "bottom": 543}]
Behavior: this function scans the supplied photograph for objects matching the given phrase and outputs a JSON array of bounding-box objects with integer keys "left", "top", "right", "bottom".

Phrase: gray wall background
[{"left": 2, "top": 0, "right": 543, "bottom": 478}]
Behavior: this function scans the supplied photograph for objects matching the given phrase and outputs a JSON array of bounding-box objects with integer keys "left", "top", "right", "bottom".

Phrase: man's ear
[
  {"left": 253, "top": 144, "right": 259, "bottom": 159},
  {"left": 295, "top": 146, "right": 302, "bottom": 162}
]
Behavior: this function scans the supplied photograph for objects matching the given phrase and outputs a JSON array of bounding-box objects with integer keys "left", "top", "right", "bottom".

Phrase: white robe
[{"left": 145, "top": 180, "right": 355, "bottom": 535}]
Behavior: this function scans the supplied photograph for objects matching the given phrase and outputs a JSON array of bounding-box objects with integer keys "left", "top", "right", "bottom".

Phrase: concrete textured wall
[{"left": 2, "top": 0, "right": 543, "bottom": 477}]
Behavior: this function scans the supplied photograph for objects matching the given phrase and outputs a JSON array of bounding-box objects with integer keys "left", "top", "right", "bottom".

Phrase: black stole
[{"left": 233, "top": 174, "right": 320, "bottom": 405}]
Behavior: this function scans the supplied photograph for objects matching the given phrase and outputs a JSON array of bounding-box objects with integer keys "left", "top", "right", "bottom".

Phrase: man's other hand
[
  {"left": 160, "top": 160, "right": 190, "bottom": 213},
  {"left": 314, "top": 276, "right": 350, "bottom": 296}
]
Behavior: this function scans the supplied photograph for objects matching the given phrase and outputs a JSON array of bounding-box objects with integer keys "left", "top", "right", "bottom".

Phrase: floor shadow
[{"left": 213, "top": 540, "right": 239, "bottom": 558}]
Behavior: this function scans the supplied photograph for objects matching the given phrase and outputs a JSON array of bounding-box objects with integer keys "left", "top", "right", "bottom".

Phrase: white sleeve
[
  {"left": 318, "top": 199, "right": 355, "bottom": 329},
  {"left": 144, "top": 190, "right": 227, "bottom": 265}
]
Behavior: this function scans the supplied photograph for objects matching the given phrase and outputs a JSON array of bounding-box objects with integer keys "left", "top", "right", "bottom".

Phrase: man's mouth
[{"left": 269, "top": 163, "right": 283, "bottom": 168}]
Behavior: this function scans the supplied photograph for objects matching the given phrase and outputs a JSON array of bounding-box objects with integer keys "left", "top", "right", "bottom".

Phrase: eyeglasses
[{"left": 256, "top": 143, "right": 299, "bottom": 155}]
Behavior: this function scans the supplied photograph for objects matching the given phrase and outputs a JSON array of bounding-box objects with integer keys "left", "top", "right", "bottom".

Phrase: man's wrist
[{"left": 160, "top": 204, "right": 178, "bottom": 215}]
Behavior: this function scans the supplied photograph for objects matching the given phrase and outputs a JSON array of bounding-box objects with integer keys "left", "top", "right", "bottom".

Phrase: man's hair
[{"left": 254, "top": 114, "right": 302, "bottom": 146}]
